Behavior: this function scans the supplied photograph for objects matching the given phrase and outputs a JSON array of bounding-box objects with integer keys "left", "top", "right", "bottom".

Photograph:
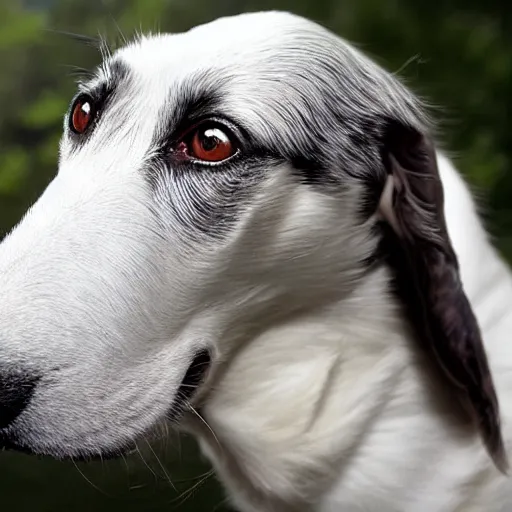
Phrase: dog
[{"left": 0, "top": 10, "right": 511, "bottom": 512}]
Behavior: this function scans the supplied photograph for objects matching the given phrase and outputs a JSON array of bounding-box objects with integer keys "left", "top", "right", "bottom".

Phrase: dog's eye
[
  {"left": 179, "top": 122, "right": 238, "bottom": 164},
  {"left": 69, "top": 95, "right": 94, "bottom": 135}
]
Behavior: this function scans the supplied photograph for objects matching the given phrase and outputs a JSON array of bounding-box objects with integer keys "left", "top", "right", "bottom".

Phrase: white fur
[{"left": 0, "top": 11, "right": 510, "bottom": 512}]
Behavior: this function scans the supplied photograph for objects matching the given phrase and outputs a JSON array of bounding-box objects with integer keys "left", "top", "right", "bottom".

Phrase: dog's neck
[
  {"left": 187, "top": 265, "right": 403, "bottom": 507},
  {"left": 183, "top": 156, "right": 512, "bottom": 512}
]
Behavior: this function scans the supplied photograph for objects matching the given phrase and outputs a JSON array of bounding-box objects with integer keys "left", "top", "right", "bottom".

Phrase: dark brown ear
[{"left": 378, "top": 120, "right": 508, "bottom": 472}]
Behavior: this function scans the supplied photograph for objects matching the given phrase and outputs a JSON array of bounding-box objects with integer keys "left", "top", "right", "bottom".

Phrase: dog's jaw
[{"left": 185, "top": 265, "right": 407, "bottom": 512}]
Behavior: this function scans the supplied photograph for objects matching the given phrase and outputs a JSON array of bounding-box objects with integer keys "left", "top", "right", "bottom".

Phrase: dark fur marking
[
  {"left": 289, "top": 152, "right": 333, "bottom": 187},
  {"left": 380, "top": 119, "right": 507, "bottom": 472},
  {"left": 146, "top": 152, "right": 273, "bottom": 240},
  {"left": 152, "top": 75, "right": 227, "bottom": 153},
  {"left": 0, "top": 372, "right": 39, "bottom": 429},
  {"left": 66, "top": 57, "right": 132, "bottom": 149}
]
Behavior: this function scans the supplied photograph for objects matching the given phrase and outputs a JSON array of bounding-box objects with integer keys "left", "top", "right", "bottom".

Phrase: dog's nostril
[{"left": 0, "top": 373, "right": 38, "bottom": 429}]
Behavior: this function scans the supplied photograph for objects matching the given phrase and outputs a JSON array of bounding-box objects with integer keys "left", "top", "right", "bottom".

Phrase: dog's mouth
[
  {"left": 167, "top": 349, "right": 212, "bottom": 422},
  {"left": 0, "top": 351, "right": 213, "bottom": 461}
]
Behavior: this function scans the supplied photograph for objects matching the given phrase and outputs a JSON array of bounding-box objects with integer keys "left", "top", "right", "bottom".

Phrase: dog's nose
[{"left": 0, "top": 373, "right": 38, "bottom": 429}]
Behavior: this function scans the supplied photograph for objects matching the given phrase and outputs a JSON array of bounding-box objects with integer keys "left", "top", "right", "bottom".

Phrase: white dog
[{"left": 0, "top": 11, "right": 510, "bottom": 512}]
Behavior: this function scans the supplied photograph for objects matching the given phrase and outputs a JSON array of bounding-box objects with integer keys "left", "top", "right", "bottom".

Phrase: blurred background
[{"left": 0, "top": 0, "right": 510, "bottom": 510}]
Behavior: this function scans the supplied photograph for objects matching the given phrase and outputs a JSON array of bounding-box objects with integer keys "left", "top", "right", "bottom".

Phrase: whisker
[
  {"left": 145, "top": 439, "right": 177, "bottom": 491},
  {"left": 100, "top": 0, "right": 128, "bottom": 46},
  {"left": 60, "top": 64, "right": 95, "bottom": 81},
  {"left": 186, "top": 402, "right": 222, "bottom": 454},
  {"left": 212, "top": 496, "right": 230, "bottom": 512},
  {"left": 393, "top": 54, "right": 425, "bottom": 76},
  {"left": 97, "top": 32, "right": 112, "bottom": 61},
  {"left": 71, "top": 458, "right": 111, "bottom": 496},
  {"left": 134, "top": 441, "right": 158, "bottom": 483},
  {"left": 173, "top": 468, "right": 215, "bottom": 484},
  {"left": 44, "top": 28, "right": 101, "bottom": 48},
  {"left": 171, "top": 469, "right": 214, "bottom": 507}
]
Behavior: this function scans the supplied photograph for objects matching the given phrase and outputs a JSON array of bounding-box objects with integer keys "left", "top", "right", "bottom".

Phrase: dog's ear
[{"left": 378, "top": 120, "right": 507, "bottom": 472}]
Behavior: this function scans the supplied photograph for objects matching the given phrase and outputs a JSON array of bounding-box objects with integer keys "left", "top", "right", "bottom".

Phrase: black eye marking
[
  {"left": 66, "top": 58, "right": 131, "bottom": 143},
  {"left": 69, "top": 94, "right": 95, "bottom": 135}
]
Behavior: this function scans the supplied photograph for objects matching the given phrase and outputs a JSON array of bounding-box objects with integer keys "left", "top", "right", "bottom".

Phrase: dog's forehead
[
  {"left": 91, "top": 11, "right": 349, "bottom": 151},
  {"left": 116, "top": 11, "right": 317, "bottom": 76},
  {"left": 71, "top": 11, "right": 424, "bottom": 177}
]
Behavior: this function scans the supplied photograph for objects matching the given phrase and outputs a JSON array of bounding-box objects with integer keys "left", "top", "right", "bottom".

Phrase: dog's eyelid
[{"left": 175, "top": 114, "right": 243, "bottom": 144}]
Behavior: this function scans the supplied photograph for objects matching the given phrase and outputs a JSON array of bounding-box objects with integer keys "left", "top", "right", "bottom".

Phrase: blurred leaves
[
  {"left": 0, "top": 148, "right": 30, "bottom": 194},
  {"left": 21, "top": 90, "right": 67, "bottom": 128}
]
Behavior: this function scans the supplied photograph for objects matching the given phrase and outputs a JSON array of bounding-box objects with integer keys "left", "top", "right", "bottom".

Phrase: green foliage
[
  {"left": 0, "top": 0, "right": 510, "bottom": 509},
  {"left": 0, "top": 148, "right": 30, "bottom": 194}
]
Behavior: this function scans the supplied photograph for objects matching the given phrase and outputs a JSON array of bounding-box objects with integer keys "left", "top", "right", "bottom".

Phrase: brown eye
[
  {"left": 189, "top": 124, "right": 237, "bottom": 163},
  {"left": 70, "top": 96, "right": 94, "bottom": 134}
]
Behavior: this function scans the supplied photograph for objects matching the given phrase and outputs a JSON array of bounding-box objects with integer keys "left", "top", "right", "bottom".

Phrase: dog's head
[{"left": 0, "top": 11, "right": 505, "bottom": 468}]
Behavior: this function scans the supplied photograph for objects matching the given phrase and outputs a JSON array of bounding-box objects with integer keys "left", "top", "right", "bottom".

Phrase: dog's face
[{"left": 0, "top": 11, "right": 504, "bottom": 467}]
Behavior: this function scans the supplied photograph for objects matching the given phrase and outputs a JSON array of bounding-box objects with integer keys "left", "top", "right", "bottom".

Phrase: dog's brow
[
  {"left": 105, "top": 58, "right": 130, "bottom": 85},
  {"left": 153, "top": 75, "right": 226, "bottom": 147},
  {"left": 80, "top": 57, "right": 131, "bottom": 100}
]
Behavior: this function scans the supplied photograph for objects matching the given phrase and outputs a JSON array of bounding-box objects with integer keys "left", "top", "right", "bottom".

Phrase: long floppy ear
[{"left": 378, "top": 120, "right": 508, "bottom": 472}]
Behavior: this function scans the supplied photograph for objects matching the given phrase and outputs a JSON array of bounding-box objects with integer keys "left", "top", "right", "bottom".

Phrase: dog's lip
[
  {"left": 167, "top": 349, "right": 212, "bottom": 422},
  {"left": 0, "top": 351, "right": 213, "bottom": 461}
]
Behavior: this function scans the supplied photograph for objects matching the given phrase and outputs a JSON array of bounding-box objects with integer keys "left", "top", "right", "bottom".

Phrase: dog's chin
[{"left": 0, "top": 350, "right": 212, "bottom": 462}]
